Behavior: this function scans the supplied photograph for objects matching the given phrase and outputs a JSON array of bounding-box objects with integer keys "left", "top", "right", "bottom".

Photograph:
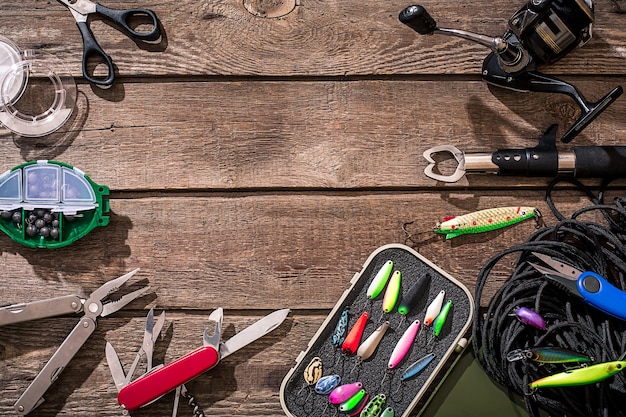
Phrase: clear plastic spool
[{"left": 0, "top": 37, "right": 76, "bottom": 137}]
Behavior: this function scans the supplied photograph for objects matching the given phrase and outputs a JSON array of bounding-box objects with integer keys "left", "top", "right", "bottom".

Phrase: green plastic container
[{"left": 0, "top": 160, "right": 109, "bottom": 248}]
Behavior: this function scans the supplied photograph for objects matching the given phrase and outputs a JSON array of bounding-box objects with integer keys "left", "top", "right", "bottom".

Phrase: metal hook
[{"left": 423, "top": 145, "right": 466, "bottom": 183}]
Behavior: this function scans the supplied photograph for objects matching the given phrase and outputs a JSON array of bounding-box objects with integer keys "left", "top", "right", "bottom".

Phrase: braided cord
[{"left": 472, "top": 178, "right": 626, "bottom": 417}]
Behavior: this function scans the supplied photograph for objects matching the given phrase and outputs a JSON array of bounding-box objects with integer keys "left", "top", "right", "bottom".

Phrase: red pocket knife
[{"left": 110, "top": 308, "right": 289, "bottom": 412}]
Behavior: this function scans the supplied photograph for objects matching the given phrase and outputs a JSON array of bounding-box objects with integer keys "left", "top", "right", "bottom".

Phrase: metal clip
[{"left": 506, "top": 349, "right": 532, "bottom": 362}]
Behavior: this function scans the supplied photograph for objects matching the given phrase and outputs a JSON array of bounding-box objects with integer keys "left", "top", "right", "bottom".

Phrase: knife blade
[{"left": 106, "top": 342, "right": 127, "bottom": 393}]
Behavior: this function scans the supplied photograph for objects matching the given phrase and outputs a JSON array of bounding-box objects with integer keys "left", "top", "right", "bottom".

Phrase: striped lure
[{"left": 434, "top": 206, "right": 540, "bottom": 239}]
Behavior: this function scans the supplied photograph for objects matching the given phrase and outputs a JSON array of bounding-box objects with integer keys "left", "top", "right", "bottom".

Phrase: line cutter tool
[
  {"left": 107, "top": 307, "right": 290, "bottom": 412},
  {"left": 0, "top": 268, "right": 151, "bottom": 415},
  {"left": 528, "top": 252, "right": 626, "bottom": 322},
  {"left": 423, "top": 124, "right": 626, "bottom": 182}
]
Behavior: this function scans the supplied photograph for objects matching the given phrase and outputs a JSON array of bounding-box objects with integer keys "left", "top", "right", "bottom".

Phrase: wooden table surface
[{"left": 1, "top": 0, "right": 625, "bottom": 416}]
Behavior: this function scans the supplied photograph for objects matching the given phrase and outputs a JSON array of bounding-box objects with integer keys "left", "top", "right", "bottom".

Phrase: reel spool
[{"left": 399, "top": 0, "right": 622, "bottom": 143}]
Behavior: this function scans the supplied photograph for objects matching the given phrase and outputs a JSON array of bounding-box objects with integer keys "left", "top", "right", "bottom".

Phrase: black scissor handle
[
  {"left": 95, "top": 3, "right": 161, "bottom": 42},
  {"left": 76, "top": 21, "right": 115, "bottom": 86}
]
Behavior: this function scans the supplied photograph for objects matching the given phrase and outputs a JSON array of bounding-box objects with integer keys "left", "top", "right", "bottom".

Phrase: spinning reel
[{"left": 399, "top": 0, "right": 623, "bottom": 143}]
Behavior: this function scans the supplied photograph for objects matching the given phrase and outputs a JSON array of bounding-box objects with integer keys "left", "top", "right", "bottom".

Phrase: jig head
[
  {"left": 315, "top": 375, "right": 341, "bottom": 395},
  {"left": 329, "top": 382, "right": 364, "bottom": 404},
  {"left": 506, "top": 347, "right": 592, "bottom": 364},
  {"left": 424, "top": 290, "right": 445, "bottom": 326},
  {"left": 530, "top": 361, "right": 626, "bottom": 388},
  {"left": 342, "top": 312, "right": 369, "bottom": 355},
  {"left": 512, "top": 306, "right": 546, "bottom": 330},
  {"left": 367, "top": 260, "right": 394, "bottom": 300}
]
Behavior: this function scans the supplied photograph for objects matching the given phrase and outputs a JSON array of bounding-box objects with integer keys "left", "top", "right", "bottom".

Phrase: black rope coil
[{"left": 472, "top": 178, "right": 626, "bottom": 417}]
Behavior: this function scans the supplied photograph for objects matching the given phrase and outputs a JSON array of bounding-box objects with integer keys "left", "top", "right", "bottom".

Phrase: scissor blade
[
  {"left": 106, "top": 342, "right": 127, "bottom": 392},
  {"left": 219, "top": 309, "right": 290, "bottom": 360},
  {"left": 56, "top": 0, "right": 96, "bottom": 16},
  {"left": 531, "top": 252, "right": 581, "bottom": 280}
]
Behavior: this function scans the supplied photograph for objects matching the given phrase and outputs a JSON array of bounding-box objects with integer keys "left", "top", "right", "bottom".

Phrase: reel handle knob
[{"left": 399, "top": 5, "right": 437, "bottom": 35}]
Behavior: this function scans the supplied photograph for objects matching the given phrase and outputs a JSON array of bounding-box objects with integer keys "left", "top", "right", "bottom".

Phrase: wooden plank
[
  {"left": 0, "top": 192, "right": 598, "bottom": 310},
  {"left": 2, "top": 78, "right": 625, "bottom": 190},
  {"left": 3, "top": 0, "right": 626, "bottom": 77}
]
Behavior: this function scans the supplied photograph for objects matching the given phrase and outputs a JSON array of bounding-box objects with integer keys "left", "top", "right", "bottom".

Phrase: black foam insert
[{"left": 281, "top": 245, "right": 473, "bottom": 417}]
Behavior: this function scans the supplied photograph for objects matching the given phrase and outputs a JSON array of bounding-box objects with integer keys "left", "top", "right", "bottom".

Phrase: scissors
[
  {"left": 57, "top": 0, "right": 161, "bottom": 86},
  {"left": 528, "top": 252, "right": 626, "bottom": 322}
]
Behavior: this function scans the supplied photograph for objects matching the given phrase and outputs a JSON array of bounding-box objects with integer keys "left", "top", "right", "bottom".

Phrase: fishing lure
[
  {"left": 332, "top": 306, "right": 350, "bottom": 347},
  {"left": 367, "top": 260, "right": 394, "bottom": 300},
  {"left": 382, "top": 271, "right": 402, "bottom": 314},
  {"left": 361, "top": 393, "right": 387, "bottom": 417},
  {"left": 513, "top": 306, "right": 546, "bottom": 330},
  {"left": 357, "top": 321, "right": 390, "bottom": 362},
  {"left": 398, "top": 273, "right": 431, "bottom": 316},
  {"left": 348, "top": 392, "right": 370, "bottom": 417},
  {"left": 380, "top": 407, "right": 394, "bottom": 417},
  {"left": 401, "top": 353, "right": 436, "bottom": 381},
  {"left": 433, "top": 299, "right": 452, "bottom": 337},
  {"left": 530, "top": 361, "right": 626, "bottom": 388},
  {"left": 424, "top": 290, "right": 445, "bottom": 326},
  {"left": 315, "top": 375, "right": 341, "bottom": 395},
  {"left": 339, "top": 388, "right": 366, "bottom": 412},
  {"left": 303, "top": 357, "right": 323, "bottom": 386},
  {"left": 329, "top": 382, "right": 364, "bottom": 404},
  {"left": 342, "top": 311, "right": 369, "bottom": 355},
  {"left": 388, "top": 319, "right": 421, "bottom": 369},
  {"left": 506, "top": 347, "right": 592, "bottom": 364},
  {"left": 434, "top": 206, "right": 540, "bottom": 240}
]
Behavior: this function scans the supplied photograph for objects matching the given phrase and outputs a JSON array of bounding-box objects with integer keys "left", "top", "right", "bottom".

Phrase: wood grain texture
[{"left": 1, "top": 0, "right": 625, "bottom": 415}]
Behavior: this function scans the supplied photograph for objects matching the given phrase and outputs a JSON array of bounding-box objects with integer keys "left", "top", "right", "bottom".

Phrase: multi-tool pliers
[
  {"left": 0, "top": 268, "right": 151, "bottom": 415},
  {"left": 529, "top": 252, "right": 626, "bottom": 322},
  {"left": 106, "top": 307, "right": 290, "bottom": 413}
]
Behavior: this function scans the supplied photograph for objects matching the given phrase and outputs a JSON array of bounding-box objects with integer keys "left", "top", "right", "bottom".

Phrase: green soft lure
[
  {"left": 530, "top": 361, "right": 626, "bottom": 388},
  {"left": 433, "top": 299, "right": 452, "bottom": 337},
  {"left": 434, "top": 206, "right": 539, "bottom": 240},
  {"left": 367, "top": 260, "right": 394, "bottom": 300},
  {"left": 382, "top": 271, "right": 402, "bottom": 313}
]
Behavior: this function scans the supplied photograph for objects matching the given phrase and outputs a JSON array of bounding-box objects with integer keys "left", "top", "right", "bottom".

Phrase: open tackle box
[{"left": 280, "top": 244, "right": 474, "bottom": 417}]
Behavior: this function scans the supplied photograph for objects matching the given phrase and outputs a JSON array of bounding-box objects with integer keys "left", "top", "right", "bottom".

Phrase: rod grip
[{"left": 573, "top": 147, "right": 626, "bottom": 178}]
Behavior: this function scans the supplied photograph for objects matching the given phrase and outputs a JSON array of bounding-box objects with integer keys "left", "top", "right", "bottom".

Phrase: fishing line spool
[
  {"left": 399, "top": 0, "right": 622, "bottom": 143},
  {"left": 472, "top": 179, "right": 626, "bottom": 417},
  {"left": 0, "top": 36, "right": 76, "bottom": 137}
]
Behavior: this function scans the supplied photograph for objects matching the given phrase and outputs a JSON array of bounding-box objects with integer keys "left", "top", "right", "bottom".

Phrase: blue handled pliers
[{"left": 529, "top": 252, "right": 626, "bottom": 322}]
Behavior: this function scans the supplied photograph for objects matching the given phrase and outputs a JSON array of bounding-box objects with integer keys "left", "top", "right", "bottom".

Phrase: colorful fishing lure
[
  {"left": 513, "top": 306, "right": 546, "bottom": 330},
  {"left": 434, "top": 206, "right": 540, "bottom": 240},
  {"left": 315, "top": 375, "right": 341, "bottom": 395},
  {"left": 388, "top": 320, "right": 421, "bottom": 369},
  {"left": 342, "top": 311, "right": 369, "bottom": 355},
  {"left": 348, "top": 392, "right": 370, "bottom": 417},
  {"left": 506, "top": 347, "right": 592, "bottom": 364},
  {"left": 401, "top": 353, "right": 436, "bottom": 381},
  {"left": 339, "top": 388, "right": 366, "bottom": 412},
  {"left": 332, "top": 307, "right": 350, "bottom": 347},
  {"left": 302, "top": 357, "right": 323, "bottom": 386},
  {"left": 424, "top": 290, "right": 445, "bottom": 326},
  {"left": 329, "top": 382, "right": 364, "bottom": 404},
  {"left": 398, "top": 273, "right": 431, "bottom": 316},
  {"left": 382, "top": 271, "right": 402, "bottom": 313},
  {"left": 361, "top": 393, "right": 387, "bottom": 417},
  {"left": 357, "top": 321, "right": 390, "bottom": 362},
  {"left": 433, "top": 299, "right": 452, "bottom": 337},
  {"left": 380, "top": 407, "right": 395, "bottom": 417},
  {"left": 530, "top": 361, "right": 626, "bottom": 388},
  {"left": 367, "top": 260, "right": 394, "bottom": 300}
]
